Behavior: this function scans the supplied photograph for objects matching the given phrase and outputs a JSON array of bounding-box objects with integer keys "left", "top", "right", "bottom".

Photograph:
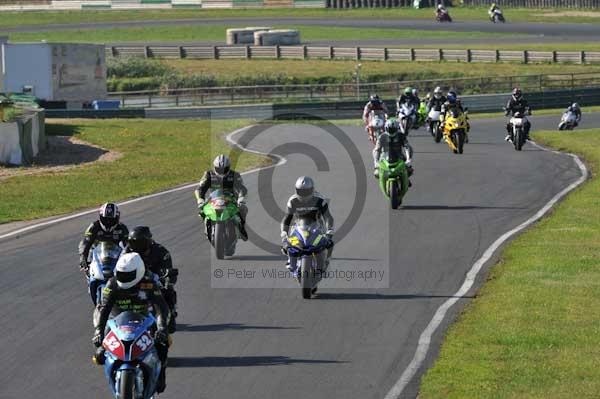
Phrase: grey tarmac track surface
[
  {"left": 0, "top": 113, "right": 595, "bottom": 399},
  {"left": 6, "top": 17, "right": 600, "bottom": 41}
]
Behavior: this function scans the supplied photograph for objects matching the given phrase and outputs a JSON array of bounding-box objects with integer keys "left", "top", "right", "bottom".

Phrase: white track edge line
[
  {"left": 384, "top": 141, "right": 589, "bottom": 399},
  {"left": 0, "top": 125, "right": 286, "bottom": 240}
]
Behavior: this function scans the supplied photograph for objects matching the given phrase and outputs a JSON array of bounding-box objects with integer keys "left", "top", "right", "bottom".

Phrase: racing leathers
[
  {"left": 566, "top": 104, "right": 582, "bottom": 126},
  {"left": 125, "top": 242, "right": 178, "bottom": 333},
  {"left": 396, "top": 94, "right": 420, "bottom": 127},
  {"left": 93, "top": 274, "right": 170, "bottom": 393},
  {"left": 362, "top": 99, "right": 389, "bottom": 125},
  {"left": 373, "top": 131, "right": 414, "bottom": 183},
  {"left": 194, "top": 169, "right": 249, "bottom": 240},
  {"left": 78, "top": 221, "right": 129, "bottom": 271},
  {"left": 505, "top": 97, "right": 531, "bottom": 139},
  {"left": 281, "top": 193, "right": 335, "bottom": 275},
  {"left": 427, "top": 95, "right": 447, "bottom": 113}
]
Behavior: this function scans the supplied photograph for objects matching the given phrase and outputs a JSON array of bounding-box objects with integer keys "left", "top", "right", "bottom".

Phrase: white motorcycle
[
  {"left": 489, "top": 8, "right": 505, "bottom": 23},
  {"left": 368, "top": 111, "right": 386, "bottom": 144},
  {"left": 507, "top": 111, "right": 529, "bottom": 151},
  {"left": 397, "top": 103, "right": 416, "bottom": 136},
  {"left": 558, "top": 110, "right": 579, "bottom": 131},
  {"left": 427, "top": 108, "right": 442, "bottom": 142}
]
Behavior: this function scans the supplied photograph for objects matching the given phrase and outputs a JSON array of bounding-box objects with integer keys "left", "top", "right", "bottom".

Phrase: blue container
[{"left": 92, "top": 100, "right": 121, "bottom": 110}]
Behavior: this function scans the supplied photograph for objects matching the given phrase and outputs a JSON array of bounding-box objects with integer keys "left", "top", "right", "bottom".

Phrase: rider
[
  {"left": 436, "top": 4, "right": 449, "bottom": 18},
  {"left": 92, "top": 252, "right": 171, "bottom": 394},
  {"left": 373, "top": 119, "right": 414, "bottom": 185},
  {"left": 195, "top": 154, "right": 248, "bottom": 241},
  {"left": 504, "top": 88, "right": 531, "bottom": 141},
  {"left": 566, "top": 102, "right": 582, "bottom": 126},
  {"left": 281, "top": 176, "right": 334, "bottom": 275},
  {"left": 125, "top": 226, "right": 179, "bottom": 333},
  {"left": 489, "top": 2, "right": 501, "bottom": 16},
  {"left": 397, "top": 87, "right": 420, "bottom": 127},
  {"left": 363, "top": 94, "right": 388, "bottom": 124},
  {"left": 426, "top": 86, "right": 447, "bottom": 132},
  {"left": 441, "top": 90, "right": 470, "bottom": 141},
  {"left": 79, "top": 202, "right": 129, "bottom": 273}
]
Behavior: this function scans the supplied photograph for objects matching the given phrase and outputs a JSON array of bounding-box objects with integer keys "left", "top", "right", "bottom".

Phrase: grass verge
[
  {"left": 3, "top": 7, "right": 600, "bottom": 30},
  {"left": 0, "top": 119, "right": 269, "bottom": 224},
  {"left": 419, "top": 128, "right": 600, "bottom": 398},
  {"left": 8, "top": 24, "right": 512, "bottom": 43}
]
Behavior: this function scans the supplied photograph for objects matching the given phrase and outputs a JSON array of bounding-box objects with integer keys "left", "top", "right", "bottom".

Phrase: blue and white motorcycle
[
  {"left": 100, "top": 311, "right": 162, "bottom": 399},
  {"left": 88, "top": 242, "right": 122, "bottom": 306}
]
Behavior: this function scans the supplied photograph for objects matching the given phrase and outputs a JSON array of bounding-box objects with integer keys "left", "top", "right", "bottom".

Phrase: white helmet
[
  {"left": 572, "top": 102, "right": 580, "bottom": 109},
  {"left": 115, "top": 252, "right": 145, "bottom": 289},
  {"left": 295, "top": 176, "right": 314, "bottom": 200},
  {"left": 213, "top": 154, "right": 231, "bottom": 177},
  {"left": 437, "top": 4, "right": 443, "bottom": 9},
  {"left": 412, "top": 88, "right": 419, "bottom": 97},
  {"left": 433, "top": 86, "right": 442, "bottom": 99}
]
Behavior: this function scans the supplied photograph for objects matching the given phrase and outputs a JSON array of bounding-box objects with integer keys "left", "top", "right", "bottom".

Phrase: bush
[
  {"left": 107, "top": 77, "right": 162, "bottom": 92},
  {"left": 107, "top": 57, "right": 173, "bottom": 79}
]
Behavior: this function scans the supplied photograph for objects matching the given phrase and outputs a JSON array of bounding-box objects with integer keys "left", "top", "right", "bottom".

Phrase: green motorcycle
[
  {"left": 202, "top": 189, "right": 241, "bottom": 259},
  {"left": 377, "top": 157, "right": 409, "bottom": 209},
  {"left": 416, "top": 100, "right": 428, "bottom": 128}
]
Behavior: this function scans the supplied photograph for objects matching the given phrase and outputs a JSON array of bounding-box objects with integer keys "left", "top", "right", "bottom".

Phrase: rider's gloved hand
[
  {"left": 325, "top": 229, "right": 334, "bottom": 241},
  {"left": 197, "top": 200, "right": 205, "bottom": 217},
  {"left": 154, "top": 330, "right": 169, "bottom": 346},
  {"left": 92, "top": 330, "right": 103, "bottom": 347},
  {"left": 79, "top": 256, "right": 89, "bottom": 272}
]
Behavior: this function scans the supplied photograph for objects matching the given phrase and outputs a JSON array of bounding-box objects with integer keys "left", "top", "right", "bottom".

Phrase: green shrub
[{"left": 107, "top": 57, "right": 174, "bottom": 78}]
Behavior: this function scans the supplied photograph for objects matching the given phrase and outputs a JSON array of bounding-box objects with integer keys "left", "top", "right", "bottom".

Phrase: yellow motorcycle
[{"left": 441, "top": 109, "right": 469, "bottom": 154}]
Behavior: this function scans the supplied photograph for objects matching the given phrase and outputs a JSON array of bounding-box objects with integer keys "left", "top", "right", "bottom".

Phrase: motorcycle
[
  {"left": 377, "top": 155, "right": 409, "bottom": 209},
  {"left": 397, "top": 103, "right": 416, "bottom": 136},
  {"left": 427, "top": 108, "right": 443, "bottom": 143},
  {"left": 436, "top": 9, "right": 452, "bottom": 22},
  {"left": 506, "top": 109, "right": 530, "bottom": 151},
  {"left": 367, "top": 111, "right": 386, "bottom": 144},
  {"left": 442, "top": 109, "right": 469, "bottom": 154},
  {"left": 202, "top": 189, "right": 241, "bottom": 259},
  {"left": 88, "top": 242, "right": 122, "bottom": 306},
  {"left": 416, "top": 100, "right": 428, "bottom": 129},
  {"left": 285, "top": 217, "right": 332, "bottom": 299},
  {"left": 558, "top": 110, "right": 578, "bottom": 131},
  {"left": 489, "top": 8, "right": 505, "bottom": 23},
  {"left": 99, "top": 311, "right": 163, "bottom": 399}
]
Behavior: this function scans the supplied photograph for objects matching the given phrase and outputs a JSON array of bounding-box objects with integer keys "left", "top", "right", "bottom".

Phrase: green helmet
[
  {"left": 385, "top": 118, "right": 399, "bottom": 137},
  {"left": 404, "top": 87, "right": 413, "bottom": 95}
]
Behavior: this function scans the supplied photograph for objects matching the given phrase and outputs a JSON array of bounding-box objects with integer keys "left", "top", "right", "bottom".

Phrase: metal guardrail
[
  {"left": 105, "top": 45, "right": 600, "bottom": 64},
  {"left": 109, "top": 72, "right": 600, "bottom": 108},
  {"left": 48, "top": 87, "right": 600, "bottom": 119}
]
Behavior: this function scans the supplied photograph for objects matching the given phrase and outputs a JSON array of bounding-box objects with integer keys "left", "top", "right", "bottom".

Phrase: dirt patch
[
  {"left": 537, "top": 11, "right": 600, "bottom": 18},
  {"left": 0, "top": 136, "right": 122, "bottom": 180}
]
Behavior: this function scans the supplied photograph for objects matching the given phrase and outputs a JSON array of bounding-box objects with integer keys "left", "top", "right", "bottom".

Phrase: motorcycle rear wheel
[{"left": 118, "top": 369, "right": 135, "bottom": 399}]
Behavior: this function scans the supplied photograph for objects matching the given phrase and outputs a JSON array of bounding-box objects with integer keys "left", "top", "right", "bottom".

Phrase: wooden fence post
[
  {"left": 329, "top": 46, "right": 334, "bottom": 60},
  {"left": 383, "top": 47, "right": 388, "bottom": 61},
  {"left": 523, "top": 50, "right": 528, "bottom": 64},
  {"left": 213, "top": 46, "right": 218, "bottom": 60},
  {"left": 245, "top": 45, "right": 250, "bottom": 59},
  {"left": 466, "top": 49, "right": 472, "bottom": 62},
  {"left": 410, "top": 48, "right": 415, "bottom": 61},
  {"left": 495, "top": 49, "right": 500, "bottom": 63},
  {"left": 552, "top": 50, "right": 557, "bottom": 63},
  {"left": 356, "top": 47, "right": 361, "bottom": 61},
  {"left": 144, "top": 46, "right": 150, "bottom": 58},
  {"left": 179, "top": 46, "right": 184, "bottom": 59},
  {"left": 580, "top": 51, "right": 585, "bottom": 64},
  {"left": 276, "top": 45, "right": 281, "bottom": 59},
  {"left": 303, "top": 45, "right": 308, "bottom": 60},
  {"left": 438, "top": 48, "right": 443, "bottom": 61}
]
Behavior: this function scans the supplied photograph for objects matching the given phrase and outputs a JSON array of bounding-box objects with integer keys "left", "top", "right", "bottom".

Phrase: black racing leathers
[
  {"left": 505, "top": 96, "right": 531, "bottom": 137},
  {"left": 78, "top": 221, "right": 129, "bottom": 264},
  {"left": 281, "top": 193, "right": 334, "bottom": 235},
  {"left": 427, "top": 96, "right": 447, "bottom": 112},
  {"left": 125, "top": 242, "right": 178, "bottom": 332},
  {"left": 396, "top": 94, "right": 420, "bottom": 112}
]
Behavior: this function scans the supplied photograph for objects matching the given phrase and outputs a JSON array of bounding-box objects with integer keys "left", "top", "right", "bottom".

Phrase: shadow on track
[
  {"left": 227, "top": 255, "right": 285, "bottom": 261},
  {"left": 177, "top": 323, "right": 299, "bottom": 332},
  {"left": 314, "top": 293, "right": 474, "bottom": 300},
  {"left": 170, "top": 356, "right": 345, "bottom": 368}
]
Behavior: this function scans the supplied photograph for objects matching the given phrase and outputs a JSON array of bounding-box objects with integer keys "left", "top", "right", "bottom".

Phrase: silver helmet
[
  {"left": 213, "top": 154, "right": 231, "bottom": 176},
  {"left": 295, "top": 176, "right": 314, "bottom": 199}
]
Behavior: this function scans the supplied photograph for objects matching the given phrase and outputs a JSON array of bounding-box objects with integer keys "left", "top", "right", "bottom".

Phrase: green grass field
[
  {"left": 419, "top": 129, "right": 600, "bottom": 399},
  {"left": 3, "top": 7, "right": 600, "bottom": 30},
  {"left": 0, "top": 119, "right": 269, "bottom": 224},
  {"left": 8, "top": 24, "right": 513, "bottom": 43}
]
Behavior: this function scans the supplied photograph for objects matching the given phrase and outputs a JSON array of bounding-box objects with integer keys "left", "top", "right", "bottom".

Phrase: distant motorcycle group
[
  {"left": 435, "top": 3, "right": 505, "bottom": 23},
  {"left": 363, "top": 87, "right": 584, "bottom": 207}
]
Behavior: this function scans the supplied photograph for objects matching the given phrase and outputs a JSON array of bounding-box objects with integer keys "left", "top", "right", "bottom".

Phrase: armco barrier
[
  {"left": 45, "top": 87, "right": 600, "bottom": 120},
  {"left": 105, "top": 45, "right": 600, "bottom": 65}
]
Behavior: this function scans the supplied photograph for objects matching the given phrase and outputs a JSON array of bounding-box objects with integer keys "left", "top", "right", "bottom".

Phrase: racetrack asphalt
[
  {"left": 0, "top": 113, "right": 594, "bottom": 399},
  {"left": 7, "top": 17, "right": 600, "bottom": 41}
]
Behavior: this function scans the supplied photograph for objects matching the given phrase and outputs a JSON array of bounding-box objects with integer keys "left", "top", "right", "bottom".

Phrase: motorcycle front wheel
[
  {"left": 300, "top": 257, "right": 314, "bottom": 299},
  {"left": 118, "top": 369, "right": 135, "bottom": 399},
  {"left": 514, "top": 128, "right": 523, "bottom": 151},
  {"left": 214, "top": 223, "right": 225, "bottom": 259},
  {"left": 389, "top": 180, "right": 400, "bottom": 209}
]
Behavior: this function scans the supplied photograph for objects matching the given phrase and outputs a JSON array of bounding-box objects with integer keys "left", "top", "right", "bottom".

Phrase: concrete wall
[
  {"left": 0, "top": 109, "right": 46, "bottom": 166},
  {"left": 51, "top": 43, "right": 107, "bottom": 102},
  {"left": 2, "top": 43, "right": 52, "bottom": 99}
]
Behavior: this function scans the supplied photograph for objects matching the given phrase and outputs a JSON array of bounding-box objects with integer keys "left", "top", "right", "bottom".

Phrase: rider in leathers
[
  {"left": 426, "top": 87, "right": 447, "bottom": 132},
  {"left": 373, "top": 118, "right": 414, "bottom": 186},
  {"left": 565, "top": 102, "right": 582, "bottom": 127},
  {"left": 125, "top": 226, "right": 179, "bottom": 333},
  {"left": 505, "top": 88, "right": 531, "bottom": 141},
  {"left": 93, "top": 253, "right": 170, "bottom": 394},
  {"left": 362, "top": 94, "right": 389, "bottom": 125},
  {"left": 79, "top": 202, "right": 129, "bottom": 272},
  {"left": 441, "top": 90, "right": 470, "bottom": 142},
  {"left": 195, "top": 154, "right": 248, "bottom": 241},
  {"left": 281, "top": 176, "right": 334, "bottom": 276}
]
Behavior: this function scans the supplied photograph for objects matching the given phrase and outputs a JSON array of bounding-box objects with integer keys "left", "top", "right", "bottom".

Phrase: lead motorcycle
[
  {"left": 284, "top": 217, "right": 333, "bottom": 299},
  {"left": 436, "top": 9, "right": 452, "bottom": 22},
  {"left": 506, "top": 108, "right": 530, "bottom": 151},
  {"left": 489, "top": 8, "right": 505, "bottom": 23},
  {"left": 202, "top": 189, "right": 242, "bottom": 259},
  {"left": 88, "top": 242, "right": 122, "bottom": 306},
  {"left": 98, "top": 312, "right": 163, "bottom": 399},
  {"left": 558, "top": 109, "right": 579, "bottom": 131},
  {"left": 377, "top": 155, "right": 410, "bottom": 209},
  {"left": 367, "top": 111, "right": 386, "bottom": 144}
]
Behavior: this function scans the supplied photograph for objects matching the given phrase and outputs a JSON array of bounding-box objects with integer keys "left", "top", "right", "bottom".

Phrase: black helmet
[
  {"left": 99, "top": 202, "right": 120, "bottom": 232},
  {"left": 512, "top": 88, "right": 522, "bottom": 100},
  {"left": 128, "top": 226, "right": 153, "bottom": 254}
]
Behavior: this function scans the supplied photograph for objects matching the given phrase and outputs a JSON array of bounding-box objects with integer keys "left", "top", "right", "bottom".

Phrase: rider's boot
[{"left": 238, "top": 216, "right": 248, "bottom": 241}]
